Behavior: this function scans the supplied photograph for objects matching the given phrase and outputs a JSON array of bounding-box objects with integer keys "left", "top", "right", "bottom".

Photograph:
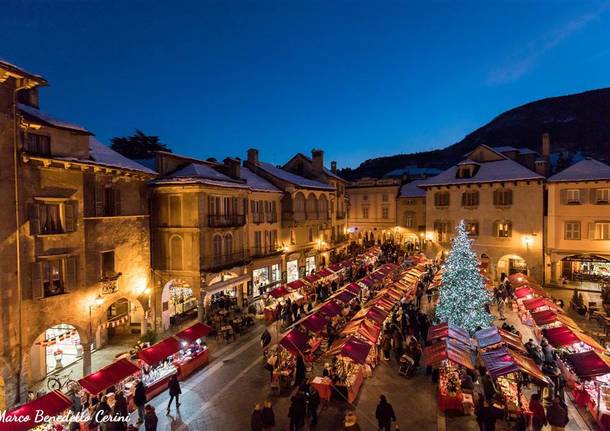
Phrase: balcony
[
  {"left": 202, "top": 251, "right": 251, "bottom": 272},
  {"left": 252, "top": 213, "right": 265, "bottom": 224},
  {"left": 208, "top": 214, "right": 246, "bottom": 227},
  {"left": 266, "top": 214, "right": 278, "bottom": 223},
  {"left": 251, "top": 245, "right": 283, "bottom": 258}
]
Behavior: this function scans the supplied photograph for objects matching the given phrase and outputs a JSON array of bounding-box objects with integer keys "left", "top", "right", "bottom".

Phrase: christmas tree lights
[{"left": 435, "top": 220, "right": 493, "bottom": 334}]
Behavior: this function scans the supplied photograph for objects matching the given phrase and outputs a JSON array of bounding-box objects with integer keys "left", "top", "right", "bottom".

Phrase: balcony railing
[
  {"left": 203, "top": 251, "right": 251, "bottom": 271},
  {"left": 251, "top": 245, "right": 282, "bottom": 258},
  {"left": 208, "top": 214, "right": 246, "bottom": 227},
  {"left": 252, "top": 213, "right": 265, "bottom": 224}
]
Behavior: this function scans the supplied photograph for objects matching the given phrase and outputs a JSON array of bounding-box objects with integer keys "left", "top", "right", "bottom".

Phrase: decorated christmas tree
[{"left": 435, "top": 220, "right": 493, "bottom": 334}]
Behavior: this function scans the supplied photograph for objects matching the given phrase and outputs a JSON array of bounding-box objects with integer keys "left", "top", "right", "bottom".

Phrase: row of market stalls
[
  {"left": 509, "top": 272, "right": 610, "bottom": 430},
  {"left": 270, "top": 254, "right": 429, "bottom": 404},
  {"left": 1, "top": 322, "right": 213, "bottom": 431}
]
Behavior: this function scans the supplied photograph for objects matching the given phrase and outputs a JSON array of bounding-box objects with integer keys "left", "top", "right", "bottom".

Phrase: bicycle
[{"left": 47, "top": 370, "right": 80, "bottom": 393}]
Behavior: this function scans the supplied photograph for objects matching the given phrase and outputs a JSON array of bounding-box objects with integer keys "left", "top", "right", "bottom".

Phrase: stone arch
[
  {"left": 169, "top": 234, "right": 183, "bottom": 271},
  {"left": 96, "top": 296, "right": 146, "bottom": 347},
  {"left": 293, "top": 192, "right": 306, "bottom": 219},
  {"left": 496, "top": 253, "right": 528, "bottom": 279},
  {"left": 161, "top": 279, "right": 195, "bottom": 331},
  {"left": 318, "top": 194, "right": 329, "bottom": 219},
  {"left": 306, "top": 193, "right": 318, "bottom": 219}
]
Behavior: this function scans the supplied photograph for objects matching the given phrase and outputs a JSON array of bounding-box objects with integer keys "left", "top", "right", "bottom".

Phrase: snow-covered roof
[
  {"left": 399, "top": 179, "right": 427, "bottom": 198},
  {"left": 547, "top": 158, "right": 610, "bottom": 183},
  {"left": 153, "top": 162, "right": 249, "bottom": 189},
  {"left": 19, "top": 103, "right": 91, "bottom": 134},
  {"left": 152, "top": 177, "right": 250, "bottom": 189},
  {"left": 493, "top": 146, "right": 538, "bottom": 156},
  {"left": 257, "top": 161, "right": 335, "bottom": 190},
  {"left": 0, "top": 59, "right": 47, "bottom": 83},
  {"left": 419, "top": 158, "right": 543, "bottom": 187},
  {"left": 88, "top": 138, "right": 157, "bottom": 174},
  {"left": 384, "top": 165, "right": 443, "bottom": 177},
  {"left": 240, "top": 167, "right": 282, "bottom": 193},
  {"left": 457, "top": 159, "right": 480, "bottom": 166},
  {"left": 172, "top": 162, "right": 232, "bottom": 181}
]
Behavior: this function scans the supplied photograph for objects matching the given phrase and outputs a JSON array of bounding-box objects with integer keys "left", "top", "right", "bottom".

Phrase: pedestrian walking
[
  {"left": 375, "top": 394, "right": 396, "bottom": 431},
  {"left": 479, "top": 399, "right": 503, "bottom": 431},
  {"left": 308, "top": 386, "right": 320, "bottom": 428},
  {"left": 546, "top": 397, "right": 569, "bottom": 431},
  {"left": 144, "top": 405, "right": 158, "bottom": 431},
  {"left": 529, "top": 394, "right": 547, "bottom": 431},
  {"left": 134, "top": 380, "right": 147, "bottom": 424},
  {"left": 294, "top": 354, "right": 306, "bottom": 387},
  {"left": 166, "top": 374, "right": 181, "bottom": 414},
  {"left": 343, "top": 411, "right": 361, "bottom": 431},
  {"left": 288, "top": 392, "right": 307, "bottom": 431},
  {"left": 113, "top": 392, "right": 129, "bottom": 431},
  {"left": 251, "top": 403, "right": 264, "bottom": 431},
  {"left": 261, "top": 400, "right": 275, "bottom": 430}
]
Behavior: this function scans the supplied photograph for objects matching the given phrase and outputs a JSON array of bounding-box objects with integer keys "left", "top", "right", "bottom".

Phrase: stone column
[{"left": 82, "top": 343, "right": 92, "bottom": 376}]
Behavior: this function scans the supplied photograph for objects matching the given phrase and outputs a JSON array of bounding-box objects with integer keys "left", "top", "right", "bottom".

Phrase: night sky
[{"left": 2, "top": 1, "right": 610, "bottom": 168}]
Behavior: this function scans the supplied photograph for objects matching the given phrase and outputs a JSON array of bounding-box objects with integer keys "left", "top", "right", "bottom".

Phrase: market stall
[
  {"left": 476, "top": 326, "right": 527, "bottom": 354},
  {"left": 325, "top": 336, "right": 373, "bottom": 402},
  {"left": 173, "top": 322, "right": 212, "bottom": 377},
  {"left": 427, "top": 322, "right": 472, "bottom": 348},
  {"left": 137, "top": 337, "right": 182, "bottom": 397},
  {"left": 0, "top": 390, "right": 73, "bottom": 431}
]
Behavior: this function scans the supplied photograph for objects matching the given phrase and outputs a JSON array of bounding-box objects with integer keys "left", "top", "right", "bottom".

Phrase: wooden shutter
[
  {"left": 64, "top": 201, "right": 75, "bottom": 232},
  {"left": 579, "top": 189, "right": 587, "bottom": 204},
  {"left": 591, "top": 189, "right": 598, "bottom": 204},
  {"left": 243, "top": 198, "right": 248, "bottom": 215},
  {"left": 559, "top": 189, "right": 567, "bottom": 205},
  {"left": 94, "top": 181, "right": 105, "bottom": 216},
  {"left": 589, "top": 222, "right": 596, "bottom": 240},
  {"left": 114, "top": 188, "right": 121, "bottom": 216},
  {"left": 65, "top": 256, "right": 78, "bottom": 291},
  {"left": 29, "top": 203, "right": 40, "bottom": 235},
  {"left": 31, "top": 261, "right": 43, "bottom": 299},
  {"left": 507, "top": 220, "right": 513, "bottom": 237}
]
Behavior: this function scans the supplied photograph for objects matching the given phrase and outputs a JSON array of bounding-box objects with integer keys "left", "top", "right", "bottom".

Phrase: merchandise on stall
[
  {"left": 79, "top": 358, "right": 141, "bottom": 396},
  {"left": 0, "top": 390, "right": 73, "bottom": 431}
]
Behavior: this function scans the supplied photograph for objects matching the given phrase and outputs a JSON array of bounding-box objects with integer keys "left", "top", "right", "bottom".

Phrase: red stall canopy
[
  {"left": 329, "top": 336, "right": 372, "bottom": 364},
  {"left": 543, "top": 326, "right": 579, "bottom": 348},
  {"left": 317, "top": 268, "right": 334, "bottom": 277},
  {"left": 514, "top": 287, "right": 533, "bottom": 299},
  {"left": 566, "top": 350, "right": 610, "bottom": 378},
  {"left": 423, "top": 340, "right": 474, "bottom": 369},
  {"left": 427, "top": 323, "right": 472, "bottom": 347},
  {"left": 304, "top": 274, "right": 321, "bottom": 284},
  {"left": 522, "top": 297, "right": 555, "bottom": 311},
  {"left": 301, "top": 313, "right": 327, "bottom": 333},
  {"left": 531, "top": 310, "right": 558, "bottom": 326},
  {"left": 328, "top": 263, "right": 342, "bottom": 272},
  {"left": 335, "top": 290, "right": 357, "bottom": 304},
  {"left": 138, "top": 337, "right": 182, "bottom": 366},
  {"left": 279, "top": 329, "right": 309, "bottom": 355},
  {"left": 287, "top": 280, "right": 307, "bottom": 290},
  {"left": 0, "top": 390, "right": 73, "bottom": 431},
  {"left": 79, "top": 358, "right": 140, "bottom": 395},
  {"left": 481, "top": 348, "right": 547, "bottom": 384},
  {"left": 319, "top": 300, "right": 342, "bottom": 317},
  {"left": 175, "top": 322, "right": 212, "bottom": 344},
  {"left": 269, "top": 286, "right": 290, "bottom": 298},
  {"left": 361, "top": 277, "right": 375, "bottom": 287},
  {"left": 346, "top": 283, "right": 362, "bottom": 294}
]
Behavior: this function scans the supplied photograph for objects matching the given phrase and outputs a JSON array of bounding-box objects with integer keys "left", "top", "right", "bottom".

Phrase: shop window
[
  {"left": 461, "top": 191, "right": 479, "bottom": 207},
  {"left": 434, "top": 191, "right": 450, "bottom": 207},
  {"left": 595, "top": 189, "right": 610, "bottom": 204},
  {"left": 271, "top": 263, "right": 281, "bottom": 282},
  {"left": 24, "top": 133, "right": 51, "bottom": 156},
  {"left": 465, "top": 221, "right": 479, "bottom": 236},
  {"left": 100, "top": 251, "right": 116, "bottom": 278},
  {"left": 381, "top": 207, "right": 389, "bottom": 219},
  {"left": 493, "top": 188, "right": 513, "bottom": 206},
  {"left": 564, "top": 222, "right": 581, "bottom": 240},
  {"left": 495, "top": 220, "right": 512, "bottom": 238}
]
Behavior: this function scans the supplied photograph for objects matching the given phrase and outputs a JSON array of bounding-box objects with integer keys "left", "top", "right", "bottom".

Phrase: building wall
[
  {"left": 346, "top": 182, "right": 400, "bottom": 241},
  {"left": 546, "top": 181, "right": 610, "bottom": 282},
  {"left": 424, "top": 180, "right": 545, "bottom": 281},
  {"left": 396, "top": 195, "right": 426, "bottom": 242}
]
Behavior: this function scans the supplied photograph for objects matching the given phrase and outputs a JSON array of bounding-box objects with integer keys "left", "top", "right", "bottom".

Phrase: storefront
[
  {"left": 30, "top": 324, "right": 83, "bottom": 381},
  {"left": 306, "top": 255, "right": 316, "bottom": 276},
  {"left": 287, "top": 258, "right": 299, "bottom": 283},
  {"left": 252, "top": 263, "right": 282, "bottom": 297},
  {"left": 561, "top": 254, "right": 610, "bottom": 282},
  {"left": 497, "top": 254, "right": 528, "bottom": 276},
  {"left": 161, "top": 279, "right": 197, "bottom": 329}
]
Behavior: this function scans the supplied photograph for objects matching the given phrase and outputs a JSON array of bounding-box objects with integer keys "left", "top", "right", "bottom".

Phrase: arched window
[
  {"left": 318, "top": 195, "right": 329, "bottom": 219},
  {"left": 294, "top": 192, "right": 305, "bottom": 220},
  {"left": 169, "top": 235, "right": 183, "bottom": 270},
  {"left": 306, "top": 193, "right": 318, "bottom": 219},
  {"left": 213, "top": 235, "right": 223, "bottom": 264},
  {"left": 493, "top": 188, "right": 513, "bottom": 206},
  {"left": 224, "top": 233, "right": 233, "bottom": 257}
]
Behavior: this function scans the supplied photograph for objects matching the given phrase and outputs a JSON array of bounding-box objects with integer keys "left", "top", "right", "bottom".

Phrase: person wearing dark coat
[
  {"left": 288, "top": 392, "right": 307, "bottom": 431},
  {"left": 546, "top": 397, "right": 569, "bottom": 430},
  {"left": 479, "top": 399, "right": 503, "bottom": 431},
  {"left": 113, "top": 392, "right": 129, "bottom": 431},
  {"left": 251, "top": 404, "right": 264, "bottom": 431},
  {"left": 134, "top": 380, "right": 147, "bottom": 424},
  {"left": 144, "top": 405, "right": 158, "bottom": 431},
  {"left": 166, "top": 374, "right": 182, "bottom": 414},
  {"left": 261, "top": 400, "right": 275, "bottom": 430},
  {"left": 375, "top": 395, "right": 396, "bottom": 431},
  {"left": 529, "top": 394, "right": 547, "bottom": 431},
  {"left": 308, "top": 387, "right": 320, "bottom": 428},
  {"left": 294, "top": 354, "right": 306, "bottom": 387}
]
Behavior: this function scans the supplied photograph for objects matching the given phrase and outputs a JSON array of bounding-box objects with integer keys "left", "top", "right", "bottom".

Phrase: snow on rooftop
[
  {"left": 172, "top": 163, "right": 233, "bottom": 181},
  {"left": 19, "top": 103, "right": 90, "bottom": 134},
  {"left": 399, "top": 179, "right": 427, "bottom": 198},
  {"left": 419, "top": 158, "right": 542, "bottom": 187},
  {"left": 88, "top": 138, "right": 157, "bottom": 174},
  {"left": 385, "top": 166, "right": 443, "bottom": 177},
  {"left": 258, "top": 161, "right": 335, "bottom": 190},
  {"left": 240, "top": 167, "right": 281, "bottom": 193},
  {"left": 547, "top": 158, "right": 610, "bottom": 182}
]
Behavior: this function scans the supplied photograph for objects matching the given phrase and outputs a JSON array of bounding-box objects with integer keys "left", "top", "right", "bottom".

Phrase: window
[
  {"left": 270, "top": 230, "right": 278, "bottom": 250},
  {"left": 42, "top": 260, "right": 63, "bottom": 297},
  {"left": 103, "top": 187, "right": 121, "bottom": 216},
  {"left": 381, "top": 207, "right": 389, "bottom": 219},
  {"left": 434, "top": 191, "right": 450, "bottom": 207},
  {"left": 596, "top": 189, "right": 610, "bottom": 204},
  {"left": 40, "top": 203, "right": 62, "bottom": 234},
  {"left": 433, "top": 221, "right": 451, "bottom": 242},
  {"left": 382, "top": 194, "right": 389, "bottom": 202},
  {"left": 24, "top": 133, "right": 51, "bottom": 156},
  {"left": 594, "top": 222, "right": 610, "bottom": 240},
  {"left": 308, "top": 228, "right": 313, "bottom": 242},
  {"left": 465, "top": 221, "right": 479, "bottom": 236},
  {"left": 362, "top": 195, "right": 368, "bottom": 201},
  {"left": 169, "top": 195, "right": 182, "bottom": 226},
  {"left": 564, "top": 222, "right": 581, "bottom": 240},
  {"left": 495, "top": 221, "right": 512, "bottom": 238},
  {"left": 362, "top": 207, "right": 369, "bottom": 219},
  {"left": 566, "top": 189, "right": 581, "bottom": 204},
  {"left": 213, "top": 235, "right": 223, "bottom": 263},
  {"left": 404, "top": 211, "right": 415, "bottom": 228},
  {"left": 404, "top": 199, "right": 415, "bottom": 205},
  {"left": 290, "top": 229, "right": 296, "bottom": 245},
  {"left": 100, "top": 251, "right": 116, "bottom": 278},
  {"left": 29, "top": 201, "right": 77, "bottom": 235},
  {"left": 271, "top": 264, "right": 281, "bottom": 282},
  {"left": 461, "top": 191, "right": 479, "bottom": 207},
  {"left": 254, "top": 231, "right": 263, "bottom": 254},
  {"left": 169, "top": 236, "right": 183, "bottom": 270},
  {"left": 493, "top": 188, "right": 513, "bottom": 206},
  {"left": 224, "top": 233, "right": 233, "bottom": 257}
]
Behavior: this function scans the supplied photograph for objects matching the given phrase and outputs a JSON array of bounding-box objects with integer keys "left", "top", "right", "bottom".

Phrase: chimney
[
  {"left": 331, "top": 161, "right": 337, "bottom": 174},
  {"left": 247, "top": 148, "right": 259, "bottom": 166},
  {"left": 312, "top": 149, "right": 324, "bottom": 175},
  {"left": 224, "top": 157, "right": 241, "bottom": 179},
  {"left": 542, "top": 133, "right": 551, "bottom": 161}
]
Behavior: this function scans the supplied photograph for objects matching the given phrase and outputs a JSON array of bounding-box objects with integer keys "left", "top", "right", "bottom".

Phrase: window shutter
[
  {"left": 579, "top": 189, "right": 587, "bottom": 204},
  {"left": 31, "top": 262, "right": 43, "bottom": 299},
  {"left": 64, "top": 201, "right": 76, "bottom": 232},
  {"left": 589, "top": 223, "right": 596, "bottom": 240},
  {"left": 29, "top": 203, "right": 40, "bottom": 235},
  {"left": 461, "top": 193, "right": 466, "bottom": 206},
  {"left": 243, "top": 198, "right": 248, "bottom": 215},
  {"left": 591, "top": 189, "right": 598, "bottom": 204},
  {"left": 65, "top": 256, "right": 78, "bottom": 291},
  {"left": 114, "top": 188, "right": 121, "bottom": 216},
  {"left": 507, "top": 221, "right": 513, "bottom": 237},
  {"left": 559, "top": 189, "right": 567, "bottom": 205},
  {"left": 94, "top": 182, "right": 105, "bottom": 216}
]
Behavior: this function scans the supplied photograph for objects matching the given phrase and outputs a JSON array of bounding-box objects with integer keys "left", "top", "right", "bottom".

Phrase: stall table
[{"left": 311, "top": 376, "right": 332, "bottom": 402}]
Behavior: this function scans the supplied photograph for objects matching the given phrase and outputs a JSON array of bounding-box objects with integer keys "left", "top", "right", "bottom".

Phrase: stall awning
[
  {"left": 279, "top": 329, "right": 309, "bottom": 355},
  {"left": 319, "top": 300, "right": 342, "bottom": 317},
  {"left": 370, "top": 272, "right": 385, "bottom": 281},
  {"left": 335, "top": 290, "right": 357, "bottom": 304},
  {"left": 287, "top": 280, "right": 307, "bottom": 289},
  {"left": 514, "top": 287, "right": 533, "bottom": 299},
  {"left": 427, "top": 322, "right": 472, "bottom": 347},
  {"left": 476, "top": 327, "right": 526, "bottom": 353},
  {"left": 543, "top": 326, "right": 579, "bottom": 348},
  {"left": 531, "top": 310, "right": 558, "bottom": 326},
  {"left": 346, "top": 283, "right": 362, "bottom": 294},
  {"left": 423, "top": 340, "right": 474, "bottom": 369},
  {"left": 174, "top": 322, "right": 212, "bottom": 344},
  {"left": 361, "top": 277, "right": 375, "bottom": 287},
  {"left": 0, "top": 390, "right": 73, "bottom": 431},
  {"left": 563, "top": 254, "right": 610, "bottom": 263},
  {"left": 481, "top": 348, "right": 548, "bottom": 385},
  {"left": 341, "top": 318, "right": 381, "bottom": 344},
  {"left": 566, "top": 350, "right": 610, "bottom": 378},
  {"left": 301, "top": 313, "right": 327, "bottom": 334},
  {"left": 79, "top": 358, "right": 140, "bottom": 395},
  {"left": 335, "top": 336, "right": 373, "bottom": 365},
  {"left": 522, "top": 297, "right": 556, "bottom": 311},
  {"left": 385, "top": 288, "right": 403, "bottom": 301},
  {"left": 269, "top": 286, "right": 290, "bottom": 298},
  {"left": 317, "top": 268, "right": 334, "bottom": 277},
  {"left": 138, "top": 337, "right": 182, "bottom": 366},
  {"left": 304, "top": 274, "right": 321, "bottom": 284},
  {"left": 328, "top": 263, "right": 342, "bottom": 272}
]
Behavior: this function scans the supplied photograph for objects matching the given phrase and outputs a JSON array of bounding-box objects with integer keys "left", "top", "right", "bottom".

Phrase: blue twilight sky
[{"left": 2, "top": 1, "right": 610, "bottom": 168}]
